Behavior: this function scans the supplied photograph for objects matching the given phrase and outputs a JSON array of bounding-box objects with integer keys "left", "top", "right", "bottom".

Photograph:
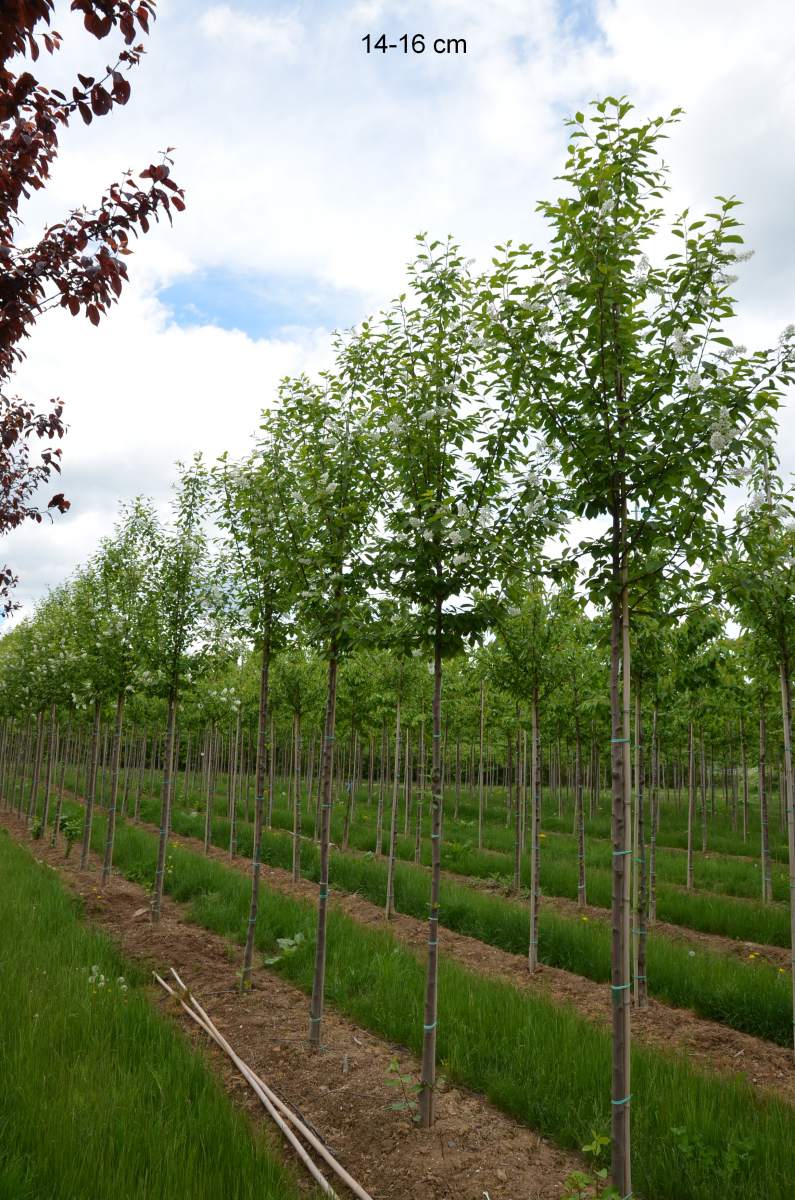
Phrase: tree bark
[
  {"left": 241, "top": 628, "right": 272, "bottom": 989},
  {"left": 79, "top": 701, "right": 102, "bottom": 869},
  {"left": 385, "top": 686, "right": 402, "bottom": 919},
  {"left": 609, "top": 510, "right": 632, "bottom": 1199},
  {"left": 418, "top": 598, "right": 443, "bottom": 1129},
  {"left": 151, "top": 690, "right": 178, "bottom": 922},
  {"left": 309, "top": 648, "right": 339, "bottom": 1046},
  {"left": 100, "top": 691, "right": 126, "bottom": 885}
]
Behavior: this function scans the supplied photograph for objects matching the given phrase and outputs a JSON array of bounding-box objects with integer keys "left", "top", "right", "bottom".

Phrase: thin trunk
[
  {"left": 575, "top": 713, "right": 586, "bottom": 907},
  {"left": 634, "top": 689, "right": 648, "bottom": 1008},
  {"left": 375, "top": 719, "right": 386, "bottom": 855},
  {"left": 385, "top": 685, "right": 402, "bottom": 919},
  {"left": 292, "top": 711, "right": 302, "bottom": 882},
  {"left": 25, "top": 710, "right": 45, "bottom": 827},
  {"left": 760, "top": 703, "right": 772, "bottom": 903},
  {"left": 477, "top": 680, "right": 485, "bottom": 850},
  {"left": 649, "top": 705, "right": 659, "bottom": 925},
  {"left": 528, "top": 688, "right": 541, "bottom": 972},
  {"left": 203, "top": 724, "right": 215, "bottom": 854},
  {"left": 609, "top": 506, "right": 632, "bottom": 1199},
  {"left": 39, "top": 705, "right": 57, "bottom": 837},
  {"left": 51, "top": 721, "right": 70, "bottom": 848},
  {"left": 686, "top": 722, "right": 695, "bottom": 890},
  {"left": 241, "top": 630, "right": 272, "bottom": 989},
  {"left": 151, "top": 691, "right": 178, "bottom": 922},
  {"left": 308, "top": 649, "right": 339, "bottom": 1046},
  {"left": 229, "top": 709, "right": 242, "bottom": 859},
  {"left": 418, "top": 601, "right": 443, "bottom": 1129},
  {"left": 79, "top": 701, "right": 102, "bottom": 869},
  {"left": 100, "top": 692, "right": 126, "bottom": 885},
  {"left": 779, "top": 656, "right": 795, "bottom": 1060}
]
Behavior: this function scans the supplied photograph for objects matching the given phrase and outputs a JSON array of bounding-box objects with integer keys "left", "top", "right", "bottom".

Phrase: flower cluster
[
  {"left": 708, "top": 407, "right": 736, "bottom": 453},
  {"left": 88, "top": 964, "right": 128, "bottom": 995}
]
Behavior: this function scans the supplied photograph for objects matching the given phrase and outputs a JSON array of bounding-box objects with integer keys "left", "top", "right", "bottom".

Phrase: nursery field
[
  {"left": 2, "top": 724, "right": 795, "bottom": 1199},
  {"left": 2, "top": 62, "right": 794, "bottom": 1200}
]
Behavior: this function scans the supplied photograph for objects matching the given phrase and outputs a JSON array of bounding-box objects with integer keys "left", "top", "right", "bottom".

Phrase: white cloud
[{"left": 198, "top": 5, "right": 304, "bottom": 58}]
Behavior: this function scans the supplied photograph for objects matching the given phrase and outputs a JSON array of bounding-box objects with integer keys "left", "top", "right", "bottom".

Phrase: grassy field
[{"left": 0, "top": 826, "right": 303, "bottom": 1200}]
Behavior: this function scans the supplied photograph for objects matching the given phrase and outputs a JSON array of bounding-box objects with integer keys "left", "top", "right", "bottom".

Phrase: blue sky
[
  {"left": 5, "top": 0, "right": 794, "bottom": 618},
  {"left": 160, "top": 270, "right": 365, "bottom": 340}
]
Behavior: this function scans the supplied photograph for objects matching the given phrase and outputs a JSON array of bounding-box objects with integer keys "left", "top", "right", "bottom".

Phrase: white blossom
[{"left": 686, "top": 371, "right": 702, "bottom": 392}]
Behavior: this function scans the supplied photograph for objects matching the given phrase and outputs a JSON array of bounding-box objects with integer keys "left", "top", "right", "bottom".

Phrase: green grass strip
[{"left": 0, "top": 827, "right": 303, "bottom": 1200}]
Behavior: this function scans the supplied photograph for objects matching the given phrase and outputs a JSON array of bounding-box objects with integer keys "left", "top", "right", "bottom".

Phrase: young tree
[
  {"left": 212, "top": 442, "right": 300, "bottom": 988},
  {"left": 369, "top": 237, "right": 552, "bottom": 1126},
  {"left": 265, "top": 335, "right": 384, "bottom": 1048},
  {"left": 717, "top": 457, "right": 795, "bottom": 1052},
  {"left": 149, "top": 462, "right": 210, "bottom": 922},
  {"left": 91, "top": 499, "right": 159, "bottom": 883},
  {"left": 486, "top": 97, "right": 793, "bottom": 1193},
  {"left": 1, "top": 1, "right": 184, "bottom": 609}
]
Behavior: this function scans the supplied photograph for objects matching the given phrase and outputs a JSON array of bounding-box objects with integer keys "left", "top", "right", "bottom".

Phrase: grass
[
  {"left": 103, "top": 762, "right": 793, "bottom": 943},
  {"left": 0, "top": 826, "right": 304, "bottom": 1200},
  {"left": 60, "top": 809, "right": 795, "bottom": 1200}
]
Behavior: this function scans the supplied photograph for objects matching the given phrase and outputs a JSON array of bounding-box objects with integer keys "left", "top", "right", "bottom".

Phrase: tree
[
  {"left": 265, "top": 336, "right": 384, "bottom": 1049},
  {"left": 369, "top": 237, "right": 551, "bottom": 1126},
  {"left": 486, "top": 97, "right": 794, "bottom": 1193},
  {"left": 717, "top": 454, "right": 795, "bottom": 1054},
  {"left": 212, "top": 440, "right": 300, "bottom": 987},
  {"left": 149, "top": 461, "right": 210, "bottom": 922},
  {"left": 1, "top": 0, "right": 184, "bottom": 610}
]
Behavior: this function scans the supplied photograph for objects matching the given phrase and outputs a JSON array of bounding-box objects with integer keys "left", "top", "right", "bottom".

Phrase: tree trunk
[
  {"left": 528, "top": 687, "right": 541, "bottom": 971},
  {"left": 608, "top": 515, "right": 632, "bottom": 1199},
  {"left": 574, "top": 713, "right": 585, "bottom": 906},
  {"left": 151, "top": 690, "right": 178, "bottom": 922},
  {"left": 686, "top": 721, "right": 695, "bottom": 890},
  {"left": 79, "top": 701, "right": 103, "bottom": 870},
  {"left": 760, "top": 703, "right": 772, "bottom": 903},
  {"left": 649, "top": 705, "right": 658, "bottom": 925},
  {"left": 241, "top": 629, "right": 272, "bottom": 989},
  {"left": 25, "top": 710, "right": 45, "bottom": 827},
  {"left": 292, "top": 711, "right": 303, "bottom": 882},
  {"left": 779, "top": 656, "right": 795, "bottom": 1060},
  {"left": 375, "top": 719, "right": 386, "bottom": 856},
  {"left": 39, "top": 705, "right": 58, "bottom": 838},
  {"left": 418, "top": 601, "right": 443, "bottom": 1129},
  {"left": 477, "top": 679, "right": 485, "bottom": 850},
  {"left": 385, "top": 689, "right": 402, "bottom": 919},
  {"left": 100, "top": 692, "right": 126, "bottom": 885},
  {"left": 309, "top": 649, "right": 339, "bottom": 1047},
  {"left": 51, "top": 720, "right": 70, "bottom": 847},
  {"left": 634, "top": 688, "right": 648, "bottom": 1008},
  {"left": 203, "top": 724, "right": 215, "bottom": 854}
]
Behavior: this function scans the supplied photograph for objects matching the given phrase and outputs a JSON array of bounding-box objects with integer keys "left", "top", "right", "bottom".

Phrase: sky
[{"left": 4, "top": 0, "right": 795, "bottom": 621}]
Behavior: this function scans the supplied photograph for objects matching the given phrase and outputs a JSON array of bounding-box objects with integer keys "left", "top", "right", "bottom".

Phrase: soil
[{"left": 1, "top": 811, "right": 580, "bottom": 1200}]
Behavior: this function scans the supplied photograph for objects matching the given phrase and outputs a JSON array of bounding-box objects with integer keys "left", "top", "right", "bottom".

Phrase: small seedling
[
  {"left": 31, "top": 817, "right": 43, "bottom": 841},
  {"left": 60, "top": 815, "right": 82, "bottom": 860},
  {"left": 562, "top": 1131, "right": 620, "bottom": 1199},
  {"left": 384, "top": 1056, "right": 421, "bottom": 1120},
  {"left": 264, "top": 930, "right": 305, "bottom": 965}
]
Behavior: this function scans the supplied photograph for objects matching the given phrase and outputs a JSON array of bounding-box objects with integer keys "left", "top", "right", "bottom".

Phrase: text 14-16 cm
[{"left": 362, "top": 34, "right": 467, "bottom": 55}]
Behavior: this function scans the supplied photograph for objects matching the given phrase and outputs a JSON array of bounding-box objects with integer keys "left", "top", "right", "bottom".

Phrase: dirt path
[
  {"left": 102, "top": 808, "right": 795, "bottom": 1107},
  {"left": 1, "top": 811, "right": 580, "bottom": 1200}
]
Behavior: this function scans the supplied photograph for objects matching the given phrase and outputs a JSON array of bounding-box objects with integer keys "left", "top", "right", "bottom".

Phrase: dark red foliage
[{"left": 0, "top": 0, "right": 183, "bottom": 613}]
